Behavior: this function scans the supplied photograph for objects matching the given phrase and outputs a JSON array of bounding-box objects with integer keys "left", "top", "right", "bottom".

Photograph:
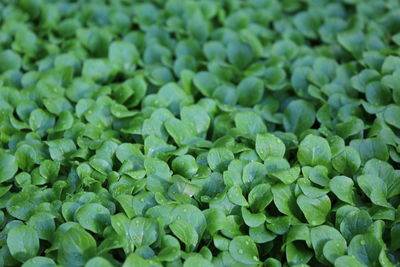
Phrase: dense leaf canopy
[{"left": 0, "top": 0, "right": 400, "bottom": 266}]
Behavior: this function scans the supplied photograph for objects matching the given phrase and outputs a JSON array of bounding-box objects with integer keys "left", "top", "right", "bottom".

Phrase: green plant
[{"left": 0, "top": 0, "right": 399, "bottom": 266}]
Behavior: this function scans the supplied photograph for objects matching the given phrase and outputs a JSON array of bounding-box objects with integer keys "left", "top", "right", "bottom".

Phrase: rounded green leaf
[
  {"left": 76, "top": 203, "right": 111, "bottom": 234},
  {"left": 27, "top": 212, "right": 55, "bottom": 241},
  {"left": 172, "top": 155, "right": 198, "bottom": 177},
  {"left": 329, "top": 176, "right": 356, "bottom": 205},
  {"left": 332, "top": 147, "right": 361, "bottom": 176},
  {"left": 227, "top": 42, "right": 253, "bottom": 69},
  {"left": 85, "top": 257, "right": 112, "bottom": 267},
  {"left": 241, "top": 207, "right": 266, "bottom": 227},
  {"left": 384, "top": 105, "right": 400, "bottom": 129},
  {"left": 272, "top": 184, "right": 301, "bottom": 218},
  {"left": 256, "top": 133, "right": 286, "bottom": 160},
  {"left": 340, "top": 210, "right": 373, "bottom": 241},
  {"left": 283, "top": 100, "right": 316, "bottom": 136},
  {"left": 297, "top": 135, "right": 332, "bottom": 167},
  {"left": 311, "top": 225, "right": 346, "bottom": 262},
  {"left": 207, "top": 148, "right": 234, "bottom": 172},
  {"left": 237, "top": 76, "right": 264, "bottom": 106},
  {"left": 22, "top": 257, "right": 56, "bottom": 267},
  {"left": 228, "top": 185, "right": 248, "bottom": 207},
  {"left": 234, "top": 111, "right": 267, "bottom": 138},
  {"left": 334, "top": 256, "right": 363, "bottom": 267},
  {"left": 170, "top": 219, "right": 198, "bottom": 251},
  {"left": 0, "top": 50, "right": 21, "bottom": 72},
  {"left": 0, "top": 150, "right": 18, "bottom": 183},
  {"left": 7, "top": 225, "right": 39, "bottom": 262},
  {"left": 270, "top": 167, "right": 300, "bottom": 185},
  {"left": 184, "top": 255, "right": 213, "bottom": 267},
  {"left": 57, "top": 227, "right": 97, "bottom": 267},
  {"left": 350, "top": 138, "right": 389, "bottom": 163},
  {"left": 129, "top": 217, "right": 159, "bottom": 247},
  {"left": 109, "top": 41, "right": 139, "bottom": 72},
  {"left": 348, "top": 234, "right": 382, "bottom": 267},
  {"left": 193, "top": 71, "right": 219, "bottom": 97},
  {"left": 229, "top": 235, "right": 259, "bottom": 265},
  {"left": 297, "top": 194, "right": 331, "bottom": 225},
  {"left": 322, "top": 239, "right": 347, "bottom": 264}
]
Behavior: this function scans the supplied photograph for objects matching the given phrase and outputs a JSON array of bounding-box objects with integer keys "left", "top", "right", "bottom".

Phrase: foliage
[{"left": 0, "top": 0, "right": 399, "bottom": 266}]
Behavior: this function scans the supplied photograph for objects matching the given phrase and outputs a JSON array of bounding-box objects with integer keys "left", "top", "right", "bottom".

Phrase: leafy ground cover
[{"left": 0, "top": 0, "right": 400, "bottom": 266}]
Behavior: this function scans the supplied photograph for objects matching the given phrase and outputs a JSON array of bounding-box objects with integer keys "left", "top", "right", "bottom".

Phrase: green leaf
[
  {"left": 0, "top": 50, "right": 21, "bottom": 72},
  {"left": 76, "top": 203, "right": 111, "bottom": 234},
  {"left": 229, "top": 236, "right": 260, "bottom": 265},
  {"left": 237, "top": 77, "right": 264, "bottom": 106},
  {"left": 332, "top": 147, "right": 361, "bottom": 176},
  {"left": 85, "top": 257, "right": 112, "bottom": 267},
  {"left": 249, "top": 224, "right": 276, "bottom": 244},
  {"left": 228, "top": 185, "right": 248, "bottom": 207},
  {"left": 184, "top": 255, "right": 213, "bottom": 267},
  {"left": 7, "top": 225, "right": 39, "bottom": 262},
  {"left": 241, "top": 207, "right": 266, "bottom": 227},
  {"left": 256, "top": 133, "right": 286, "bottom": 160},
  {"left": 109, "top": 41, "right": 139, "bottom": 72},
  {"left": 165, "top": 118, "right": 196, "bottom": 145},
  {"left": 357, "top": 175, "right": 391, "bottom": 208},
  {"left": 122, "top": 253, "right": 150, "bottom": 267},
  {"left": 21, "top": 257, "right": 56, "bottom": 267},
  {"left": 129, "top": 217, "right": 159, "bottom": 247},
  {"left": 193, "top": 71, "right": 219, "bottom": 97},
  {"left": 283, "top": 100, "right": 316, "bottom": 136},
  {"left": 0, "top": 150, "right": 18, "bottom": 183},
  {"left": 27, "top": 212, "right": 55, "bottom": 241},
  {"left": 207, "top": 148, "right": 234, "bottom": 172},
  {"left": 172, "top": 155, "right": 198, "bottom": 177},
  {"left": 336, "top": 117, "right": 364, "bottom": 139},
  {"left": 234, "top": 111, "right": 267, "bottom": 139},
  {"left": 297, "top": 135, "right": 331, "bottom": 167},
  {"left": 248, "top": 183, "right": 273, "bottom": 212},
  {"left": 82, "top": 59, "right": 114, "bottom": 83},
  {"left": 301, "top": 160, "right": 331, "bottom": 184},
  {"left": 285, "top": 242, "right": 313, "bottom": 265},
  {"left": 57, "top": 227, "right": 97, "bottom": 267},
  {"left": 297, "top": 178, "right": 329, "bottom": 199},
  {"left": 272, "top": 184, "right": 301, "bottom": 218},
  {"left": 338, "top": 30, "right": 365, "bottom": 58},
  {"left": 294, "top": 11, "right": 320, "bottom": 39},
  {"left": 39, "top": 160, "right": 60, "bottom": 183},
  {"left": 266, "top": 216, "right": 291, "bottom": 235},
  {"left": 297, "top": 194, "right": 331, "bottom": 226},
  {"left": 270, "top": 166, "right": 300, "bottom": 185},
  {"left": 334, "top": 256, "right": 363, "bottom": 267},
  {"left": 329, "top": 176, "right": 356, "bottom": 205},
  {"left": 350, "top": 138, "right": 389, "bottom": 163},
  {"left": 264, "top": 66, "right": 287, "bottom": 91},
  {"left": 181, "top": 105, "right": 211, "bottom": 136},
  {"left": 227, "top": 41, "right": 254, "bottom": 69},
  {"left": 311, "top": 225, "right": 346, "bottom": 263},
  {"left": 363, "top": 159, "right": 400, "bottom": 198},
  {"left": 46, "top": 139, "right": 77, "bottom": 162},
  {"left": 340, "top": 210, "right": 373, "bottom": 241},
  {"left": 322, "top": 239, "right": 347, "bottom": 264},
  {"left": 170, "top": 219, "right": 198, "bottom": 251},
  {"left": 348, "top": 234, "right": 382, "bottom": 267},
  {"left": 171, "top": 204, "right": 207, "bottom": 237},
  {"left": 187, "top": 11, "right": 209, "bottom": 42}
]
